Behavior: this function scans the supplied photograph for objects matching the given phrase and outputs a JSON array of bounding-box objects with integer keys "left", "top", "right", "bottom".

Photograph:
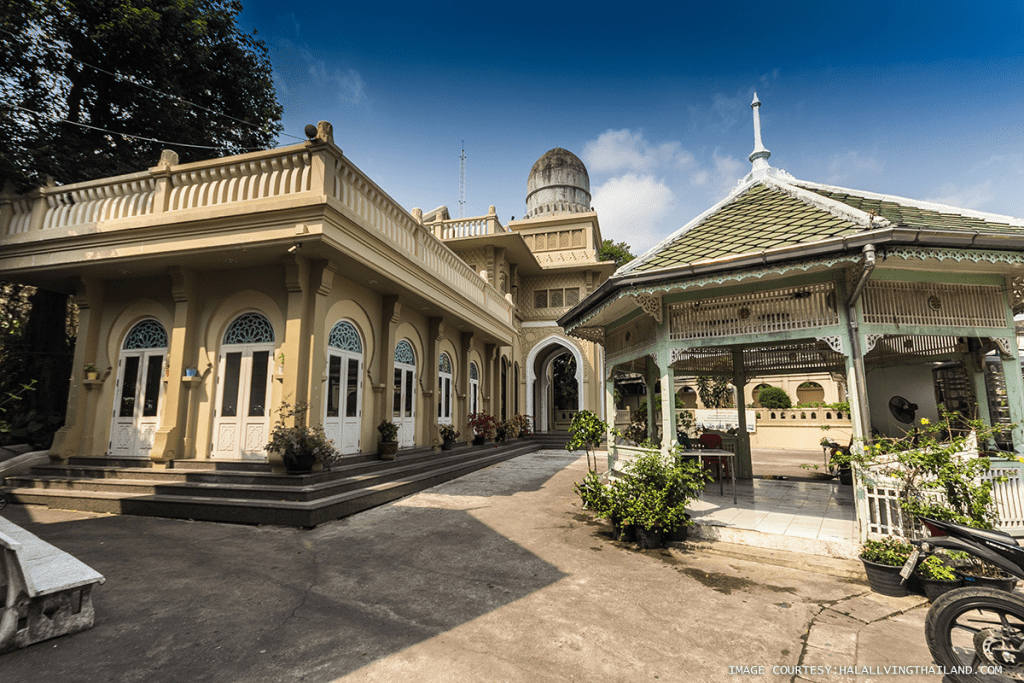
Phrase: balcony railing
[{"left": 0, "top": 141, "right": 513, "bottom": 328}]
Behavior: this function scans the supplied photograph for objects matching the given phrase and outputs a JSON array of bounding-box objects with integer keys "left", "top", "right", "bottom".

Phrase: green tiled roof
[
  {"left": 802, "top": 186, "right": 1021, "bottom": 234},
  {"left": 629, "top": 184, "right": 861, "bottom": 273}
]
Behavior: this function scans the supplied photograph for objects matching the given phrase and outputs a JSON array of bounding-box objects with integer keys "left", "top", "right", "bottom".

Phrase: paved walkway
[
  {"left": 0, "top": 449, "right": 942, "bottom": 682},
  {"left": 692, "top": 478, "right": 858, "bottom": 558}
]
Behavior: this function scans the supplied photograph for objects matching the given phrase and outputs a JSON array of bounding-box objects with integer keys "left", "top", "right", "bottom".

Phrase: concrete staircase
[
  {"left": 0, "top": 438, "right": 545, "bottom": 528},
  {"left": 529, "top": 430, "right": 571, "bottom": 450}
]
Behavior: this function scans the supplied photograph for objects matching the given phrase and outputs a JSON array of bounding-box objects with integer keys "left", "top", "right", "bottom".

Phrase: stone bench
[{"left": 0, "top": 517, "right": 105, "bottom": 654}]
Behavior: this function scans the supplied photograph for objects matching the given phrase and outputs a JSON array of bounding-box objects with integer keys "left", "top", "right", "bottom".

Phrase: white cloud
[
  {"left": 302, "top": 50, "right": 366, "bottom": 104},
  {"left": 583, "top": 129, "right": 695, "bottom": 174},
  {"left": 827, "top": 151, "right": 884, "bottom": 184},
  {"left": 925, "top": 180, "right": 995, "bottom": 211},
  {"left": 591, "top": 174, "right": 675, "bottom": 253}
]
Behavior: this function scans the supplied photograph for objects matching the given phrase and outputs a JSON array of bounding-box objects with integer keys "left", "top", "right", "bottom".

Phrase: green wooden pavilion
[{"left": 559, "top": 96, "right": 1024, "bottom": 478}]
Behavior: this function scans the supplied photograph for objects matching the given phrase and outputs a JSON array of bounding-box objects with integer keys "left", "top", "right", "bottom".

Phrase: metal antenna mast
[{"left": 458, "top": 142, "right": 466, "bottom": 219}]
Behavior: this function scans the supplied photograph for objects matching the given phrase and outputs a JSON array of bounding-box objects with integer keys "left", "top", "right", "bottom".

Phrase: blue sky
[{"left": 239, "top": 1, "right": 1024, "bottom": 253}]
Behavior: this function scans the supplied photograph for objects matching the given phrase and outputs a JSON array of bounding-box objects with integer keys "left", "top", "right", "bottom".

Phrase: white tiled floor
[{"left": 690, "top": 477, "right": 857, "bottom": 544}]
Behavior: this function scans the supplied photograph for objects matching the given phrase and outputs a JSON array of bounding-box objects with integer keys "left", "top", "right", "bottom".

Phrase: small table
[{"left": 679, "top": 448, "right": 737, "bottom": 504}]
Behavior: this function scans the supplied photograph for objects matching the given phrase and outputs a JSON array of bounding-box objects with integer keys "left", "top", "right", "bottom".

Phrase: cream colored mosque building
[{"left": 0, "top": 123, "right": 614, "bottom": 467}]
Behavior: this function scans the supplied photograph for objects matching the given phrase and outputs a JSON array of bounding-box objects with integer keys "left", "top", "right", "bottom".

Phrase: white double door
[
  {"left": 109, "top": 349, "right": 166, "bottom": 456},
  {"left": 324, "top": 350, "right": 362, "bottom": 454},
  {"left": 393, "top": 362, "right": 416, "bottom": 448},
  {"left": 212, "top": 344, "right": 273, "bottom": 459}
]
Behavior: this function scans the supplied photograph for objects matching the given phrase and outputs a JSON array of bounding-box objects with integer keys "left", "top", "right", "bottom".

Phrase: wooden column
[
  {"left": 1001, "top": 349, "right": 1024, "bottom": 456},
  {"left": 658, "top": 348, "right": 676, "bottom": 457},
  {"left": 605, "top": 365, "right": 617, "bottom": 471},
  {"left": 732, "top": 348, "right": 752, "bottom": 479},
  {"left": 645, "top": 355, "right": 657, "bottom": 444}
]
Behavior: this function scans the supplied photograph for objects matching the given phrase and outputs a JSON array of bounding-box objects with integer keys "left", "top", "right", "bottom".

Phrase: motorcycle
[{"left": 904, "top": 517, "right": 1024, "bottom": 681}]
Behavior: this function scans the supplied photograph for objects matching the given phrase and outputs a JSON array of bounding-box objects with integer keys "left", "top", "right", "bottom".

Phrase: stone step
[
  {"left": 1, "top": 440, "right": 541, "bottom": 527},
  {"left": 7, "top": 445, "right": 523, "bottom": 502},
  {"left": 27, "top": 443, "right": 474, "bottom": 485}
]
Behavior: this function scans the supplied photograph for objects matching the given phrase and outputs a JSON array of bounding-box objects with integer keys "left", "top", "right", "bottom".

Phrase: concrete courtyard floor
[{"left": 0, "top": 450, "right": 947, "bottom": 682}]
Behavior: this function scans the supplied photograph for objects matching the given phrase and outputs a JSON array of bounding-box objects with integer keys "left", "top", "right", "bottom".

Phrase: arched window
[
  {"left": 393, "top": 340, "right": 417, "bottom": 448},
  {"left": 325, "top": 320, "right": 364, "bottom": 454},
  {"left": 796, "top": 381, "right": 825, "bottom": 405},
  {"left": 752, "top": 383, "right": 772, "bottom": 408},
  {"left": 110, "top": 319, "right": 168, "bottom": 456},
  {"left": 328, "top": 320, "right": 362, "bottom": 353},
  {"left": 223, "top": 312, "right": 275, "bottom": 344},
  {"left": 469, "top": 361, "right": 479, "bottom": 415},
  {"left": 438, "top": 352, "right": 453, "bottom": 425}
]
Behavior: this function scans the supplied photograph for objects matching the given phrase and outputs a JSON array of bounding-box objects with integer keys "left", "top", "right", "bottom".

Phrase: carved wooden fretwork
[
  {"left": 633, "top": 293, "right": 663, "bottom": 323},
  {"left": 569, "top": 326, "right": 605, "bottom": 344},
  {"left": 669, "top": 282, "right": 839, "bottom": 341},
  {"left": 606, "top": 316, "right": 658, "bottom": 360},
  {"left": 816, "top": 335, "right": 844, "bottom": 355},
  {"left": 991, "top": 336, "right": 1015, "bottom": 359},
  {"left": 863, "top": 334, "right": 884, "bottom": 354},
  {"left": 861, "top": 280, "right": 1005, "bottom": 328},
  {"left": 1013, "top": 276, "right": 1024, "bottom": 315},
  {"left": 669, "top": 341, "right": 845, "bottom": 375}
]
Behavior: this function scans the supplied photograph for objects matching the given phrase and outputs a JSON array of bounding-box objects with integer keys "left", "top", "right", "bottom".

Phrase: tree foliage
[
  {"left": 756, "top": 385, "right": 792, "bottom": 409},
  {"left": 0, "top": 0, "right": 284, "bottom": 189},
  {"left": 598, "top": 240, "right": 635, "bottom": 267},
  {"left": 695, "top": 376, "right": 733, "bottom": 409}
]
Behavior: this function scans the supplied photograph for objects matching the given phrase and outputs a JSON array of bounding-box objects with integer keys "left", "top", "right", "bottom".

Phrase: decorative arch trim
[{"left": 525, "top": 334, "right": 586, "bottom": 430}]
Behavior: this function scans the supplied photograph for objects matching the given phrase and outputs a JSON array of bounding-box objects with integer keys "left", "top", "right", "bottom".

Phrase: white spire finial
[{"left": 749, "top": 92, "right": 771, "bottom": 176}]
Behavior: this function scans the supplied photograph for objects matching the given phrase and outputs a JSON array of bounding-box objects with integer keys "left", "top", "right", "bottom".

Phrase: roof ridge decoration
[
  {"left": 749, "top": 93, "right": 771, "bottom": 178},
  {"left": 761, "top": 175, "right": 893, "bottom": 230},
  {"left": 787, "top": 177, "right": 1024, "bottom": 229}
]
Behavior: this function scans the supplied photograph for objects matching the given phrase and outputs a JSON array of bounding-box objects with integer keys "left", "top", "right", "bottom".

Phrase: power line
[
  {"left": 4, "top": 103, "right": 273, "bottom": 152},
  {"left": 0, "top": 25, "right": 304, "bottom": 143}
]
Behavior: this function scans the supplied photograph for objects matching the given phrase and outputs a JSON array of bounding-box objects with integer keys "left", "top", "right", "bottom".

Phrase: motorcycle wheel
[{"left": 926, "top": 586, "right": 1024, "bottom": 682}]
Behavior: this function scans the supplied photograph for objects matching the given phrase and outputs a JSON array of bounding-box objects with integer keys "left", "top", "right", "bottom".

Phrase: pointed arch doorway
[{"left": 526, "top": 337, "right": 583, "bottom": 433}]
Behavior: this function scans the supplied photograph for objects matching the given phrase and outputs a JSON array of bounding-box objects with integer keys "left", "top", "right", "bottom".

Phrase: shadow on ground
[{"left": 0, "top": 497, "right": 566, "bottom": 682}]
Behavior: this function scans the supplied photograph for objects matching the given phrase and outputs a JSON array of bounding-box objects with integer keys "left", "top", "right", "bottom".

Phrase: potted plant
[
  {"left": 915, "top": 554, "right": 962, "bottom": 602},
  {"left": 439, "top": 423, "right": 459, "bottom": 451},
  {"left": 600, "top": 449, "right": 710, "bottom": 548},
  {"left": 377, "top": 419, "right": 399, "bottom": 460},
  {"left": 574, "top": 470, "right": 609, "bottom": 513},
  {"left": 84, "top": 363, "right": 98, "bottom": 380},
  {"left": 467, "top": 412, "right": 496, "bottom": 445},
  {"left": 513, "top": 414, "right": 533, "bottom": 438},
  {"left": 859, "top": 536, "right": 913, "bottom": 596},
  {"left": 950, "top": 552, "right": 1020, "bottom": 592},
  {"left": 265, "top": 402, "right": 340, "bottom": 474},
  {"left": 566, "top": 410, "right": 609, "bottom": 472}
]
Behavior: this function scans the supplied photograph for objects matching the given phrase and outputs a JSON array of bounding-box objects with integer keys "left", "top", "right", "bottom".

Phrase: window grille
[
  {"left": 224, "top": 312, "right": 274, "bottom": 345},
  {"left": 328, "top": 321, "right": 362, "bottom": 352},
  {"left": 395, "top": 340, "right": 416, "bottom": 365},
  {"left": 123, "top": 319, "right": 168, "bottom": 349}
]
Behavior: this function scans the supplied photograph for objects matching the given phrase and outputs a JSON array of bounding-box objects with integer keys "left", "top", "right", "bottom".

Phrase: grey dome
[{"left": 525, "top": 148, "right": 591, "bottom": 219}]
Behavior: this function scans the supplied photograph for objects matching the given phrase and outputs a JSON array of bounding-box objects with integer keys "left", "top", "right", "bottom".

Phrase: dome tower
[{"left": 525, "top": 148, "right": 591, "bottom": 219}]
